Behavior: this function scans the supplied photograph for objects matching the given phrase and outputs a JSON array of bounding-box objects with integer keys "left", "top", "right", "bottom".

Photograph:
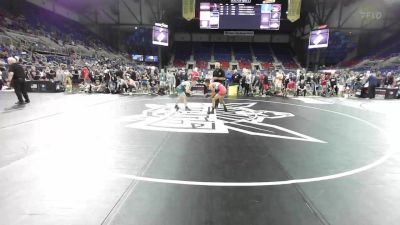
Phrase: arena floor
[{"left": 0, "top": 92, "right": 399, "bottom": 225}]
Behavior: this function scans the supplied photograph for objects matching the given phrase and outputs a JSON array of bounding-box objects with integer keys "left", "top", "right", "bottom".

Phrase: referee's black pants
[
  {"left": 368, "top": 85, "right": 376, "bottom": 99},
  {"left": 13, "top": 78, "right": 30, "bottom": 103}
]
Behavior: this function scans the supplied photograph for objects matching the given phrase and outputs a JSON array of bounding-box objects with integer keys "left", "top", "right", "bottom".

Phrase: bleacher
[
  {"left": 220, "top": 61, "right": 230, "bottom": 70},
  {"left": 196, "top": 60, "right": 208, "bottom": 69},
  {"left": 214, "top": 43, "right": 231, "bottom": 61},
  {"left": 376, "top": 41, "right": 400, "bottom": 59},
  {"left": 271, "top": 44, "right": 298, "bottom": 69},
  {"left": 232, "top": 43, "right": 252, "bottom": 61},
  {"left": 342, "top": 34, "right": 400, "bottom": 71},
  {"left": 252, "top": 43, "right": 274, "bottom": 70},
  {"left": 173, "top": 42, "right": 191, "bottom": 67},
  {"left": 170, "top": 42, "right": 303, "bottom": 70},
  {"left": 193, "top": 42, "right": 212, "bottom": 61},
  {"left": 231, "top": 43, "right": 251, "bottom": 70},
  {"left": 0, "top": 1, "right": 128, "bottom": 68},
  {"left": 193, "top": 42, "right": 212, "bottom": 69}
]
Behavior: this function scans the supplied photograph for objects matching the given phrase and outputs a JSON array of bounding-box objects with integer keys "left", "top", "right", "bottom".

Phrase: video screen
[
  {"left": 152, "top": 25, "right": 169, "bottom": 46},
  {"left": 200, "top": 3, "right": 281, "bottom": 30},
  {"left": 309, "top": 29, "right": 330, "bottom": 49},
  {"left": 145, "top": 56, "right": 159, "bottom": 62},
  {"left": 132, "top": 54, "right": 144, "bottom": 61}
]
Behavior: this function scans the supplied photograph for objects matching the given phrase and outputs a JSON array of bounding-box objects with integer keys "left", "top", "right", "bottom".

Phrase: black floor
[{"left": 0, "top": 92, "right": 399, "bottom": 225}]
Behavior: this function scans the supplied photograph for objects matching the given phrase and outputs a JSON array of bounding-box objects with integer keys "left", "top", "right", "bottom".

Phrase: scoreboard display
[
  {"left": 200, "top": 2, "right": 281, "bottom": 30},
  {"left": 132, "top": 55, "right": 144, "bottom": 61},
  {"left": 152, "top": 23, "right": 169, "bottom": 46},
  {"left": 308, "top": 29, "right": 330, "bottom": 49}
]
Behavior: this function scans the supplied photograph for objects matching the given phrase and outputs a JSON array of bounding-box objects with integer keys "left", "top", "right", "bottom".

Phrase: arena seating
[
  {"left": 379, "top": 65, "right": 400, "bottom": 73},
  {"left": 220, "top": 61, "right": 230, "bottom": 70},
  {"left": 319, "top": 31, "right": 356, "bottom": 66},
  {"left": 232, "top": 43, "right": 252, "bottom": 61},
  {"left": 342, "top": 59, "right": 362, "bottom": 67},
  {"left": 173, "top": 59, "right": 186, "bottom": 68},
  {"left": 193, "top": 42, "right": 212, "bottom": 61},
  {"left": 171, "top": 42, "right": 304, "bottom": 70},
  {"left": 0, "top": 0, "right": 129, "bottom": 72},
  {"left": 341, "top": 34, "right": 400, "bottom": 70},
  {"left": 376, "top": 41, "right": 400, "bottom": 59},
  {"left": 262, "top": 62, "right": 274, "bottom": 70},
  {"left": 214, "top": 43, "right": 231, "bottom": 61},
  {"left": 271, "top": 44, "right": 299, "bottom": 69},
  {"left": 196, "top": 60, "right": 208, "bottom": 69},
  {"left": 193, "top": 43, "right": 211, "bottom": 69},
  {"left": 239, "top": 60, "right": 251, "bottom": 69},
  {"left": 173, "top": 42, "right": 191, "bottom": 67},
  {"left": 252, "top": 43, "right": 274, "bottom": 70}
]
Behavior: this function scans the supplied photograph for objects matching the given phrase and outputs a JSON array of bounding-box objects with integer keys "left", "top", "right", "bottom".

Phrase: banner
[
  {"left": 287, "top": 0, "right": 302, "bottom": 22},
  {"left": 182, "top": 0, "right": 195, "bottom": 21},
  {"left": 224, "top": 31, "right": 254, "bottom": 36},
  {"left": 231, "top": 0, "right": 251, "bottom": 3}
]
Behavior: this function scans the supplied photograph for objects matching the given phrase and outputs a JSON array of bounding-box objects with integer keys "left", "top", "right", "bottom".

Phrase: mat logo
[{"left": 121, "top": 103, "right": 325, "bottom": 143}]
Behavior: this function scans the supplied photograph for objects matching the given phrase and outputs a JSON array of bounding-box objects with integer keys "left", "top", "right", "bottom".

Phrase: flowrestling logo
[{"left": 121, "top": 103, "right": 325, "bottom": 143}]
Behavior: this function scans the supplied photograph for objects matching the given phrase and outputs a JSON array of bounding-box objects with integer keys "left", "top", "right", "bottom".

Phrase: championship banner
[
  {"left": 182, "top": 0, "right": 195, "bottom": 21},
  {"left": 287, "top": 0, "right": 301, "bottom": 22}
]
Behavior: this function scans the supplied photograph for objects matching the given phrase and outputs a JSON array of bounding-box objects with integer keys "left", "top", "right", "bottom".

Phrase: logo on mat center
[{"left": 121, "top": 103, "right": 325, "bottom": 143}]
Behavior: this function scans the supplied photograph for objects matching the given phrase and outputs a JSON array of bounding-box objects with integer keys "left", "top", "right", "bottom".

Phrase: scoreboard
[{"left": 200, "top": 2, "right": 281, "bottom": 30}]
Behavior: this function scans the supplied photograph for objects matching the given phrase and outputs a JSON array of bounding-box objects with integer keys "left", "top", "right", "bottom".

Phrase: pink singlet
[{"left": 216, "top": 83, "right": 227, "bottom": 96}]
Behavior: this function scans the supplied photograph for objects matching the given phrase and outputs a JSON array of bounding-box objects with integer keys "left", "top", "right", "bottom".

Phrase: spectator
[
  {"left": 231, "top": 69, "right": 242, "bottom": 85},
  {"left": 81, "top": 66, "right": 91, "bottom": 84},
  {"left": 297, "top": 80, "right": 307, "bottom": 97}
]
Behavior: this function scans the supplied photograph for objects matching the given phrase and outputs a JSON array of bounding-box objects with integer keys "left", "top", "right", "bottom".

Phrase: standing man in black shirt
[
  {"left": 297, "top": 80, "right": 307, "bottom": 97},
  {"left": 6, "top": 57, "right": 30, "bottom": 105},
  {"left": 212, "top": 63, "right": 226, "bottom": 106},
  {"left": 329, "top": 74, "right": 338, "bottom": 96},
  {"left": 213, "top": 63, "right": 226, "bottom": 83}
]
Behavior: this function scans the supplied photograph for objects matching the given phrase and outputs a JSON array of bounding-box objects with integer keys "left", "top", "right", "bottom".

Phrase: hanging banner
[
  {"left": 287, "top": 0, "right": 302, "bottom": 22},
  {"left": 182, "top": 0, "right": 196, "bottom": 21}
]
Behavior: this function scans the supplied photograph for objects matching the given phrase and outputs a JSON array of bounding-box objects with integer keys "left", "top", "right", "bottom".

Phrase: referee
[
  {"left": 212, "top": 62, "right": 226, "bottom": 108},
  {"left": 213, "top": 62, "right": 225, "bottom": 83},
  {"left": 6, "top": 57, "right": 30, "bottom": 105}
]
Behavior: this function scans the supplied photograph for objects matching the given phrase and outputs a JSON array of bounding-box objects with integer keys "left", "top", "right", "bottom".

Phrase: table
[
  {"left": 356, "top": 87, "right": 398, "bottom": 99},
  {"left": 26, "top": 81, "right": 64, "bottom": 93}
]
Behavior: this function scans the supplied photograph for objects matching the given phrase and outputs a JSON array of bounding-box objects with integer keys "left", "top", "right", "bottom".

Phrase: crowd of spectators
[
  {"left": 219, "top": 68, "right": 400, "bottom": 99},
  {"left": 1, "top": 4, "right": 399, "bottom": 100},
  {"left": 2, "top": 55, "right": 400, "bottom": 100}
]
